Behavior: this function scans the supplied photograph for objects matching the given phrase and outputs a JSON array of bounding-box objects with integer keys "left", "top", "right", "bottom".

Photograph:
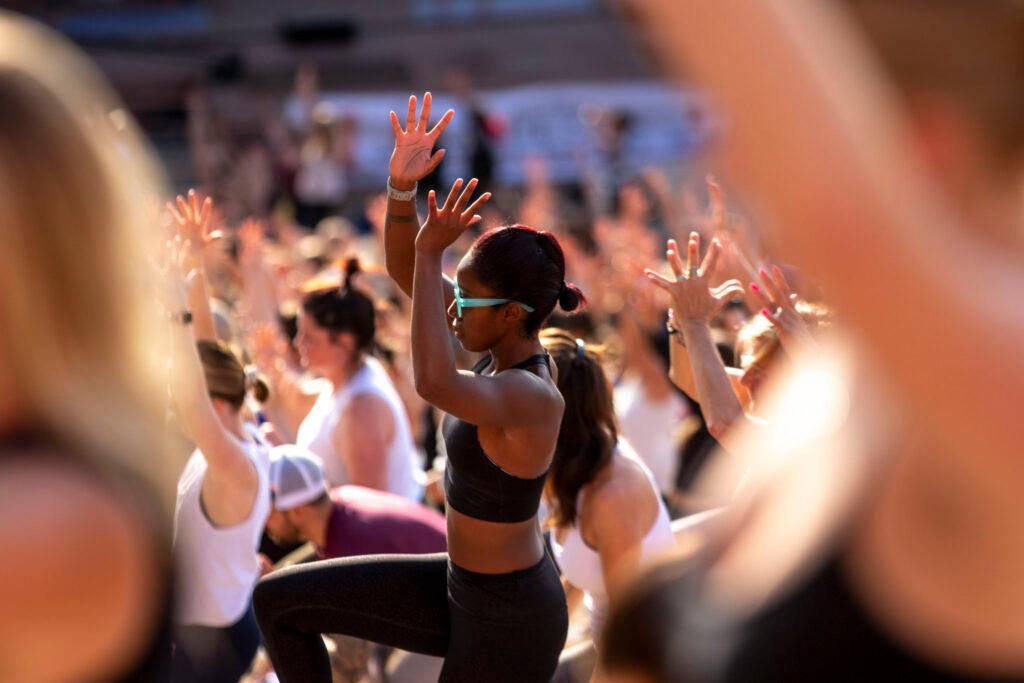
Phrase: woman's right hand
[
  {"left": 388, "top": 92, "right": 454, "bottom": 188},
  {"left": 645, "top": 232, "right": 744, "bottom": 325}
]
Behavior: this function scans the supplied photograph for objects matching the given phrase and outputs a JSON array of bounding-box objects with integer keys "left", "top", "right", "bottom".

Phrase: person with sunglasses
[{"left": 254, "top": 93, "right": 585, "bottom": 682}]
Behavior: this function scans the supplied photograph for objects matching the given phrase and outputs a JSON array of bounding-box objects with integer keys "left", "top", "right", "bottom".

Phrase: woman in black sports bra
[{"left": 254, "top": 94, "right": 584, "bottom": 682}]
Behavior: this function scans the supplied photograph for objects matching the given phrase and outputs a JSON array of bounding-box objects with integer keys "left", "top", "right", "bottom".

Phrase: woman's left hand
[
  {"left": 414, "top": 178, "right": 491, "bottom": 254},
  {"left": 748, "top": 265, "right": 816, "bottom": 352}
]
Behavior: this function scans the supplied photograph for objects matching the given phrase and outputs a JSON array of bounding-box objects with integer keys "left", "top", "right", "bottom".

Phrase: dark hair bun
[
  {"left": 246, "top": 370, "right": 271, "bottom": 404},
  {"left": 558, "top": 282, "right": 585, "bottom": 313},
  {"left": 343, "top": 257, "right": 362, "bottom": 290}
]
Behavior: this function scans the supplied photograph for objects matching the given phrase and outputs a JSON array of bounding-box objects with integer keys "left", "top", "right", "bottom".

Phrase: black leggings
[
  {"left": 171, "top": 604, "right": 261, "bottom": 683},
  {"left": 253, "top": 552, "right": 568, "bottom": 683}
]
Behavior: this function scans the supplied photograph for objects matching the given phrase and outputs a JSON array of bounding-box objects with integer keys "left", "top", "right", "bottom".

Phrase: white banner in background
[{"left": 309, "top": 81, "right": 717, "bottom": 188}]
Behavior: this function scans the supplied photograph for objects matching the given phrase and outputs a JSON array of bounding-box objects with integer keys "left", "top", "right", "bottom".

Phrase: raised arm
[
  {"left": 646, "top": 233, "right": 752, "bottom": 441},
  {"left": 630, "top": 0, "right": 1024, "bottom": 468},
  {"left": 410, "top": 179, "right": 546, "bottom": 429},
  {"left": 161, "top": 237, "right": 256, "bottom": 485},
  {"left": 666, "top": 308, "right": 749, "bottom": 409},
  {"left": 385, "top": 92, "right": 454, "bottom": 300},
  {"left": 166, "top": 190, "right": 221, "bottom": 341}
]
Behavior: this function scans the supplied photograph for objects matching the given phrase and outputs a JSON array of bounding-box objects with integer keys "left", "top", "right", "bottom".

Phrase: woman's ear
[
  {"left": 502, "top": 303, "right": 525, "bottom": 326},
  {"left": 330, "top": 330, "right": 357, "bottom": 356}
]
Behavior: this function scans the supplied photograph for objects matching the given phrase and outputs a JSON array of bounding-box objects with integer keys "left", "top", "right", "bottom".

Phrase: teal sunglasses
[{"left": 452, "top": 276, "right": 535, "bottom": 318}]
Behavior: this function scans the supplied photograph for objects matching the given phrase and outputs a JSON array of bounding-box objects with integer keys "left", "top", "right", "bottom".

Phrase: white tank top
[
  {"left": 173, "top": 433, "right": 271, "bottom": 627},
  {"left": 614, "top": 374, "right": 688, "bottom": 496},
  {"left": 550, "top": 442, "right": 677, "bottom": 639},
  {"left": 296, "top": 357, "right": 423, "bottom": 501}
]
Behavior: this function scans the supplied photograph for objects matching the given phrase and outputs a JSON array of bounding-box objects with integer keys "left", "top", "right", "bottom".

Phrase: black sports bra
[{"left": 442, "top": 353, "right": 552, "bottom": 523}]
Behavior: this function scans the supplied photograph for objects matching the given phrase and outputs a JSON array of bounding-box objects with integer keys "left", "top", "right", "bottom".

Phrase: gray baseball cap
[{"left": 269, "top": 445, "right": 328, "bottom": 511}]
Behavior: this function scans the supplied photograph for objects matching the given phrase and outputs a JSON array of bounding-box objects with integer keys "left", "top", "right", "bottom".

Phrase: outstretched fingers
[
  {"left": 419, "top": 92, "right": 432, "bottom": 131},
  {"left": 686, "top": 232, "right": 701, "bottom": 273},
  {"left": 644, "top": 268, "right": 675, "bottom": 291},
  {"left": 748, "top": 282, "right": 772, "bottom": 310},
  {"left": 666, "top": 239, "right": 685, "bottom": 278},
  {"left": 427, "top": 189, "right": 438, "bottom": 216},
  {"left": 462, "top": 190, "right": 492, "bottom": 220},
  {"left": 758, "top": 267, "right": 785, "bottom": 308},
  {"left": 165, "top": 200, "right": 184, "bottom": 227},
  {"left": 771, "top": 265, "right": 795, "bottom": 304},
  {"left": 406, "top": 95, "right": 417, "bottom": 132},
  {"left": 428, "top": 109, "right": 454, "bottom": 139},
  {"left": 389, "top": 110, "right": 403, "bottom": 138},
  {"left": 441, "top": 178, "right": 465, "bottom": 213},
  {"left": 700, "top": 238, "right": 723, "bottom": 279},
  {"left": 452, "top": 178, "right": 478, "bottom": 214},
  {"left": 425, "top": 148, "right": 447, "bottom": 175}
]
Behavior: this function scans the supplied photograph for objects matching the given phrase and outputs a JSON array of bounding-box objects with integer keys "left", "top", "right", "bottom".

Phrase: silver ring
[{"left": 688, "top": 266, "right": 700, "bottom": 279}]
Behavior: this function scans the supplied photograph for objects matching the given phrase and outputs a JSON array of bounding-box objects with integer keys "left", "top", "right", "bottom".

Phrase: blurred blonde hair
[{"left": 0, "top": 12, "right": 175, "bottom": 508}]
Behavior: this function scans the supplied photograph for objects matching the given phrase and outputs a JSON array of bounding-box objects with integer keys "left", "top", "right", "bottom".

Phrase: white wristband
[{"left": 386, "top": 178, "right": 417, "bottom": 201}]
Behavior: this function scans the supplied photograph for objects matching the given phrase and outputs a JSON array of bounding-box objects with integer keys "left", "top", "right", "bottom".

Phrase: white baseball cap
[{"left": 269, "top": 445, "right": 328, "bottom": 511}]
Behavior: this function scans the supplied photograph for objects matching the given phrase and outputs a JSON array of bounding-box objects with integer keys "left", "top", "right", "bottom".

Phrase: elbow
[{"left": 413, "top": 372, "right": 445, "bottom": 403}]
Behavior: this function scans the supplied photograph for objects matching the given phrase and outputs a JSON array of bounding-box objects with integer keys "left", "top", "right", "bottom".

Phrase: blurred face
[
  {"left": 447, "top": 259, "right": 522, "bottom": 353},
  {"left": 738, "top": 335, "right": 778, "bottom": 400},
  {"left": 264, "top": 507, "right": 303, "bottom": 545},
  {"left": 295, "top": 312, "right": 351, "bottom": 374}
]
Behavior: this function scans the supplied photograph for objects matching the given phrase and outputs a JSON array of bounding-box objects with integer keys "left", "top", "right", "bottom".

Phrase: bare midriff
[{"left": 446, "top": 506, "right": 545, "bottom": 574}]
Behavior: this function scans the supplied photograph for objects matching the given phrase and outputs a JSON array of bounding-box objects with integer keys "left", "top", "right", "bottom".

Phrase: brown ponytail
[{"left": 539, "top": 328, "right": 617, "bottom": 528}]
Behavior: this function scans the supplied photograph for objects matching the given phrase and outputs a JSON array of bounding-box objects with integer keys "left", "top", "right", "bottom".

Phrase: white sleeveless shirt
[
  {"left": 296, "top": 356, "right": 423, "bottom": 501},
  {"left": 614, "top": 374, "right": 688, "bottom": 496},
  {"left": 550, "top": 442, "right": 677, "bottom": 639},
  {"left": 173, "top": 432, "right": 271, "bottom": 627}
]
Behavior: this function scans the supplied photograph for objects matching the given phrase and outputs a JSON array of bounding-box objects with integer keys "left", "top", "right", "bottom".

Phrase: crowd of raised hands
[{"left": 154, "top": 89, "right": 835, "bottom": 526}]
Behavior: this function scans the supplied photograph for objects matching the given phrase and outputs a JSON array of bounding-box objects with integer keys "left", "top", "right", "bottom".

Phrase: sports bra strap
[
  {"left": 511, "top": 353, "right": 551, "bottom": 372},
  {"left": 471, "top": 352, "right": 551, "bottom": 375}
]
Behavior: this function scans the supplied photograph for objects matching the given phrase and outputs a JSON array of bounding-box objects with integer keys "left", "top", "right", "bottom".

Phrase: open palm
[{"left": 389, "top": 92, "right": 454, "bottom": 185}]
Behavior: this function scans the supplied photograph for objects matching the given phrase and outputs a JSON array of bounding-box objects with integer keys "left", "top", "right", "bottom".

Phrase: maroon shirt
[{"left": 316, "top": 485, "right": 447, "bottom": 560}]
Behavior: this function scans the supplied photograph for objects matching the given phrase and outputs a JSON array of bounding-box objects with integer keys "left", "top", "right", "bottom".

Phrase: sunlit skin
[
  {"left": 294, "top": 311, "right": 353, "bottom": 381},
  {"left": 446, "top": 257, "right": 517, "bottom": 354},
  {"left": 264, "top": 508, "right": 301, "bottom": 546}
]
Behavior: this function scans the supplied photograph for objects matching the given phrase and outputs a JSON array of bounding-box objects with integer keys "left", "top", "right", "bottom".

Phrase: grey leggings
[{"left": 253, "top": 552, "right": 568, "bottom": 683}]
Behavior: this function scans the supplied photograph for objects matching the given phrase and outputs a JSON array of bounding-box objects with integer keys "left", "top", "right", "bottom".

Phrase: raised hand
[
  {"left": 644, "top": 232, "right": 744, "bottom": 324},
  {"left": 389, "top": 92, "right": 454, "bottom": 187},
  {"left": 237, "top": 217, "right": 266, "bottom": 268},
  {"left": 248, "top": 323, "right": 291, "bottom": 372},
  {"left": 166, "top": 189, "right": 223, "bottom": 264},
  {"left": 748, "top": 265, "right": 815, "bottom": 351},
  {"left": 154, "top": 234, "right": 195, "bottom": 313},
  {"left": 415, "top": 178, "right": 491, "bottom": 254}
]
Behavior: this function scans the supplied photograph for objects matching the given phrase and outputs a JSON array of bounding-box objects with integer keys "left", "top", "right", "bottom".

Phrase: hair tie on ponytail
[
  {"left": 575, "top": 338, "right": 586, "bottom": 360},
  {"left": 243, "top": 365, "right": 259, "bottom": 390}
]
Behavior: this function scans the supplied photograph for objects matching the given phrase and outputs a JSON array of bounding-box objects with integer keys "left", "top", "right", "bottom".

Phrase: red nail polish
[
  {"left": 750, "top": 283, "right": 761, "bottom": 292},
  {"left": 761, "top": 308, "right": 770, "bottom": 317}
]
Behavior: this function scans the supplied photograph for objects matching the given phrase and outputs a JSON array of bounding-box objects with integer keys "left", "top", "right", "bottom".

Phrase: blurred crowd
[{"left": 3, "top": 1, "right": 1024, "bottom": 682}]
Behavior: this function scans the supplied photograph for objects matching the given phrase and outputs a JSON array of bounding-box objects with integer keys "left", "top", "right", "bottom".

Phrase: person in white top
[
  {"left": 256, "top": 258, "right": 422, "bottom": 501},
  {"left": 613, "top": 298, "right": 688, "bottom": 501},
  {"left": 540, "top": 330, "right": 677, "bottom": 683},
  {"left": 162, "top": 202, "right": 273, "bottom": 683}
]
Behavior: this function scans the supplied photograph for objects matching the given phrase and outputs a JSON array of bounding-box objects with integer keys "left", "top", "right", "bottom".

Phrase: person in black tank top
[
  {"left": 441, "top": 353, "right": 552, "bottom": 523},
  {"left": 255, "top": 95, "right": 586, "bottom": 682}
]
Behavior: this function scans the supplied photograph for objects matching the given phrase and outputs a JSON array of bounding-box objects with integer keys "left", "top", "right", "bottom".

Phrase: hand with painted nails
[
  {"left": 389, "top": 92, "right": 454, "bottom": 188},
  {"left": 748, "top": 265, "right": 816, "bottom": 352},
  {"left": 415, "top": 178, "right": 491, "bottom": 254},
  {"left": 644, "top": 232, "right": 745, "bottom": 324}
]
